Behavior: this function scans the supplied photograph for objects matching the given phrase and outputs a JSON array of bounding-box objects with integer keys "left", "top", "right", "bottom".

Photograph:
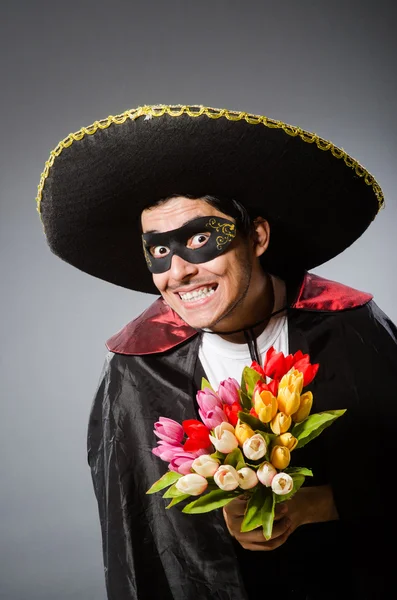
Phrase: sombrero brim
[{"left": 37, "top": 105, "right": 383, "bottom": 294}]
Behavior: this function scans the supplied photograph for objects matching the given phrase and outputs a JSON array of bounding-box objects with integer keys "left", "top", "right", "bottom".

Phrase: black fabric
[
  {"left": 142, "top": 216, "right": 236, "bottom": 273},
  {"left": 40, "top": 107, "right": 380, "bottom": 292},
  {"left": 87, "top": 301, "right": 397, "bottom": 599}
]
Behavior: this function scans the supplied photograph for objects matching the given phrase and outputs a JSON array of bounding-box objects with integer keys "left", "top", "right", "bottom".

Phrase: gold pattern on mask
[
  {"left": 205, "top": 218, "right": 236, "bottom": 251},
  {"left": 142, "top": 240, "right": 152, "bottom": 267}
]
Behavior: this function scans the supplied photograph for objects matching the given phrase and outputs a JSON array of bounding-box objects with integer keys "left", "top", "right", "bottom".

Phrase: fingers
[
  {"left": 223, "top": 497, "right": 292, "bottom": 551},
  {"left": 274, "top": 502, "right": 288, "bottom": 520},
  {"left": 223, "top": 496, "right": 247, "bottom": 518},
  {"left": 240, "top": 520, "right": 292, "bottom": 551}
]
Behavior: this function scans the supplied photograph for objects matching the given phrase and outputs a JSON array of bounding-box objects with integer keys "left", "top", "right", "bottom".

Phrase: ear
[{"left": 252, "top": 217, "right": 270, "bottom": 258}]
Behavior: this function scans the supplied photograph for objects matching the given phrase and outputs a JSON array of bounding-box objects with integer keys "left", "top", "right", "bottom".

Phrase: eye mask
[{"left": 142, "top": 216, "right": 237, "bottom": 273}]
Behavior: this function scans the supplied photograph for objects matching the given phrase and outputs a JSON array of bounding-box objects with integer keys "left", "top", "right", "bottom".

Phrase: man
[{"left": 37, "top": 105, "right": 396, "bottom": 599}]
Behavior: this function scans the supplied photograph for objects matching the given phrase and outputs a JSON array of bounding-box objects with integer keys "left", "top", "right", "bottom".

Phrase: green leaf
[
  {"left": 238, "top": 411, "right": 269, "bottom": 433},
  {"left": 238, "top": 388, "right": 252, "bottom": 411},
  {"left": 275, "top": 474, "right": 305, "bottom": 503},
  {"left": 224, "top": 448, "right": 245, "bottom": 468},
  {"left": 210, "top": 451, "right": 226, "bottom": 461},
  {"left": 255, "top": 429, "right": 276, "bottom": 447},
  {"left": 201, "top": 377, "right": 214, "bottom": 392},
  {"left": 242, "top": 366, "right": 263, "bottom": 398},
  {"left": 165, "top": 494, "right": 191, "bottom": 509},
  {"left": 182, "top": 489, "right": 240, "bottom": 514},
  {"left": 292, "top": 410, "right": 346, "bottom": 448},
  {"left": 236, "top": 460, "right": 246, "bottom": 471},
  {"left": 162, "top": 482, "right": 188, "bottom": 498},
  {"left": 241, "top": 485, "right": 267, "bottom": 532},
  {"left": 261, "top": 490, "right": 276, "bottom": 540},
  {"left": 146, "top": 471, "right": 182, "bottom": 494},
  {"left": 284, "top": 467, "right": 313, "bottom": 477}
]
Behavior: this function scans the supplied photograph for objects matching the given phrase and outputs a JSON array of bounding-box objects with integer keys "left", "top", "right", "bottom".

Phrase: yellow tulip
[
  {"left": 277, "top": 386, "right": 301, "bottom": 416},
  {"left": 270, "top": 411, "right": 292, "bottom": 434},
  {"left": 277, "top": 369, "right": 304, "bottom": 415},
  {"left": 270, "top": 445, "right": 291, "bottom": 470},
  {"left": 279, "top": 369, "right": 304, "bottom": 395},
  {"left": 273, "top": 432, "right": 298, "bottom": 451},
  {"left": 254, "top": 390, "right": 278, "bottom": 424},
  {"left": 235, "top": 422, "right": 255, "bottom": 445},
  {"left": 292, "top": 391, "right": 313, "bottom": 423}
]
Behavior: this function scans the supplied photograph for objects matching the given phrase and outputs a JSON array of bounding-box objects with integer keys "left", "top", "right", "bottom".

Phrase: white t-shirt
[{"left": 198, "top": 275, "right": 289, "bottom": 390}]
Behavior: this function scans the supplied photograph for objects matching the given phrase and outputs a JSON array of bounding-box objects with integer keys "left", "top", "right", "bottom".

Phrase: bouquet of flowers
[{"left": 147, "top": 347, "right": 345, "bottom": 539}]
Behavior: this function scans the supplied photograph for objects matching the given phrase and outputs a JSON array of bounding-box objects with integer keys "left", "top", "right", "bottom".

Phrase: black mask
[{"left": 141, "top": 216, "right": 237, "bottom": 274}]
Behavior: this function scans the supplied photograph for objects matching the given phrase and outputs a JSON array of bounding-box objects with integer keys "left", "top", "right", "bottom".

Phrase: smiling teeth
[{"left": 179, "top": 286, "right": 216, "bottom": 301}]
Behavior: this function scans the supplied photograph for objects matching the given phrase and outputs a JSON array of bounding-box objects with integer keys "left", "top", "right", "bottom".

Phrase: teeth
[{"left": 179, "top": 286, "right": 216, "bottom": 302}]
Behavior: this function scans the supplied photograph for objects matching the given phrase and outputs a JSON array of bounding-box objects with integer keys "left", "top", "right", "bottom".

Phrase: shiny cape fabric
[
  {"left": 88, "top": 295, "right": 396, "bottom": 599},
  {"left": 106, "top": 272, "right": 373, "bottom": 355}
]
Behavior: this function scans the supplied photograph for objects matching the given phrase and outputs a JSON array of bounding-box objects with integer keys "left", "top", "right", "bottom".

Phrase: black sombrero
[{"left": 36, "top": 104, "right": 384, "bottom": 294}]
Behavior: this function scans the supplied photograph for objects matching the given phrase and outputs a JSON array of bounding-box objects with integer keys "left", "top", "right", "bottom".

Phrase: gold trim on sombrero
[{"left": 35, "top": 104, "right": 385, "bottom": 219}]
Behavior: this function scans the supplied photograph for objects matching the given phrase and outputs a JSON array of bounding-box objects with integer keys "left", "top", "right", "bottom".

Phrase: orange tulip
[{"left": 254, "top": 389, "right": 278, "bottom": 423}]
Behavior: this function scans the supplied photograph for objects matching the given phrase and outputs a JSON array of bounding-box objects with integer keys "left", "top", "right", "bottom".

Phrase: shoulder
[
  {"left": 106, "top": 297, "right": 197, "bottom": 355},
  {"left": 292, "top": 272, "right": 373, "bottom": 311}
]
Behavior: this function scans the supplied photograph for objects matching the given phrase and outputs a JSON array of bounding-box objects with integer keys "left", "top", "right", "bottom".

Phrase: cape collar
[{"left": 106, "top": 272, "right": 373, "bottom": 355}]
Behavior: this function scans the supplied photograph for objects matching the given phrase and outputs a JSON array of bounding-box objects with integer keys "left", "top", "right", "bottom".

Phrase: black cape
[{"left": 87, "top": 283, "right": 397, "bottom": 600}]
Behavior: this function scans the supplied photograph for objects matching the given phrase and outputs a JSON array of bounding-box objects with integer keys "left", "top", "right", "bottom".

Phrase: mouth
[{"left": 176, "top": 284, "right": 218, "bottom": 303}]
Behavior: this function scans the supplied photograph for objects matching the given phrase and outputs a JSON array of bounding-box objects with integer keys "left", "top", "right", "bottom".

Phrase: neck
[{"left": 209, "top": 273, "right": 275, "bottom": 344}]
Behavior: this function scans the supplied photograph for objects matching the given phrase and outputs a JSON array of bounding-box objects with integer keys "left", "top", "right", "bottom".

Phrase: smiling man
[
  {"left": 37, "top": 105, "right": 397, "bottom": 600},
  {"left": 140, "top": 195, "right": 272, "bottom": 336}
]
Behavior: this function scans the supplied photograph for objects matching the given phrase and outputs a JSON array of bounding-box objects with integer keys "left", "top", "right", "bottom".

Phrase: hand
[
  {"left": 222, "top": 495, "right": 292, "bottom": 551},
  {"left": 222, "top": 485, "right": 338, "bottom": 551}
]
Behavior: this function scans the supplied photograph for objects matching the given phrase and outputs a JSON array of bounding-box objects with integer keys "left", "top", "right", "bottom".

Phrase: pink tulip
[
  {"left": 217, "top": 378, "right": 240, "bottom": 405},
  {"left": 169, "top": 448, "right": 207, "bottom": 475},
  {"left": 152, "top": 441, "right": 183, "bottom": 462},
  {"left": 169, "top": 451, "right": 197, "bottom": 475},
  {"left": 197, "top": 388, "right": 228, "bottom": 429},
  {"left": 154, "top": 417, "right": 184, "bottom": 444}
]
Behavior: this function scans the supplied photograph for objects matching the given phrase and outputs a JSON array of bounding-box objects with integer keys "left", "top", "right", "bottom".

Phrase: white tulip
[
  {"left": 175, "top": 473, "right": 208, "bottom": 496},
  {"left": 237, "top": 467, "right": 258, "bottom": 490},
  {"left": 242, "top": 434, "right": 267, "bottom": 461},
  {"left": 214, "top": 465, "right": 240, "bottom": 491},
  {"left": 209, "top": 422, "right": 239, "bottom": 454},
  {"left": 271, "top": 472, "right": 294, "bottom": 495},
  {"left": 257, "top": 461, "right": 277, "bottom": 487},
  {"left": 191, "top": 455, "right": 220, "bottom": 477}
]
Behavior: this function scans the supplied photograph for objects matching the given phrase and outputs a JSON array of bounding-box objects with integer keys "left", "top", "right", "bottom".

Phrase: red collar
[{"left": 106, "top": 272, "right": 373, "bottom": 355}]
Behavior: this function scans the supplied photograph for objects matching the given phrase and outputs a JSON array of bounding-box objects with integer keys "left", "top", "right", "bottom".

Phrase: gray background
[{"left": 1, "top": 1, "right": 396, "bottom": 598}]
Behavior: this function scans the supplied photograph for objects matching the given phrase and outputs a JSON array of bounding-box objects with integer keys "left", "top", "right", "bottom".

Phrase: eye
[
  {"left": 189, "top": 233, "right": 210, "bottom": 249},
  {"left": 150, "top": 245, "right": 170, "bottom": 258}
]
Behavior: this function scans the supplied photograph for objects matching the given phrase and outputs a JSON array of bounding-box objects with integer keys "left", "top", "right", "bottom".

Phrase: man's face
[{"left": 141, "top": 196, "right": 255, "bottom": 330}]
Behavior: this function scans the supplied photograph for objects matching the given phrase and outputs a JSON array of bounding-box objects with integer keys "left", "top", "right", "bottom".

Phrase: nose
[{"left": 168, "top": 253, "right": 199, "bottom": 282}]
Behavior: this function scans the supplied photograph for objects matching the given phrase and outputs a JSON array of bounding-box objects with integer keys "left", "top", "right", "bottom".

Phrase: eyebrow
[{"left": 143, "top": 215, "right": 207, "bottom": 235}]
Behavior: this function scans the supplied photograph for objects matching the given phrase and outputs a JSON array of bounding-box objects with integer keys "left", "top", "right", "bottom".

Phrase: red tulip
[
  {"left": 253, "top": 379, "right": 279, "bottom": 398},
  {"left": 250, "top": 361, "right": 266, "bottom": 378},
  {"left": 182, "top": 419, "right": 211, "bottom": 452},
  {"left": 293, "top": 355, "right": 319, "bottom": 386},
  {"left": 224, "top": 401, "right": 242, "bottom": 426},
  {"left": 263, "top": 347, "right": 293, "bottom": 380}
]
